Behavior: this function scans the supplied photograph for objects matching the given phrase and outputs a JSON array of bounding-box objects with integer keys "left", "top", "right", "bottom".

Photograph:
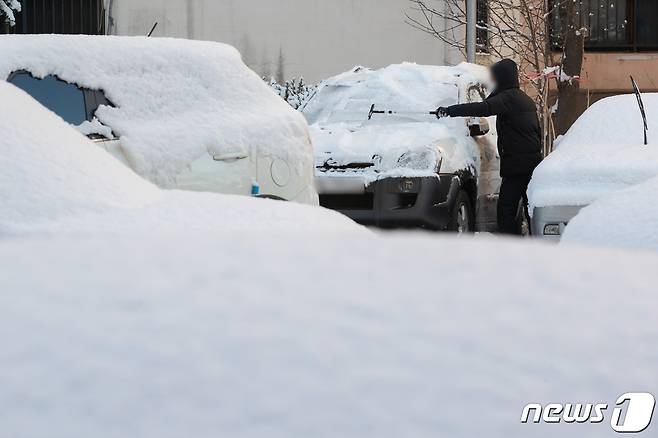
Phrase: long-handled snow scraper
[
  {"left": 368, "top": 104, "right": 444, "bottom": 120},
  {"left": 631, "top": 76, "right": 649, "bottom": 146}
]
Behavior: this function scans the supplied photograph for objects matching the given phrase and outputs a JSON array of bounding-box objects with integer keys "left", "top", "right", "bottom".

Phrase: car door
[
  {"left": 175, "top": 145, "right": 255, "bottom": 196},
  {"left": 466, "top": 83, "right": 501, "bottom": 232}
]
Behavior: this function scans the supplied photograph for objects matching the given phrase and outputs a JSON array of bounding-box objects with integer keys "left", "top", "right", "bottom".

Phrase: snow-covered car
[
  {"left": 528, "top": 93, "right": 658, "bottom": 240},
  {"left": 302, "top": 63, "right": 510, "bottom": 232},
  {"left": 0, "top": 81, "right": 358, "bottom": 235},
  {"left": 0, "top": 35, "right": 318, "bottom": 205},
  {"left": 561, "top": 174, "right": 658, "bottom": 251}
]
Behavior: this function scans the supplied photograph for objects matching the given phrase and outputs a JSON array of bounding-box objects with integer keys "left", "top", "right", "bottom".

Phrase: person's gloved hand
[{"left": 436, "top": 107, "right": 449, "bottom": 119}]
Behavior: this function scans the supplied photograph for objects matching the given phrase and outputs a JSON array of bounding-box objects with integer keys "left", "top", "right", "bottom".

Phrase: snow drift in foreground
[
  {"left": 0, "top": 34, "right": 312, "bottom": 188},
  {"left": 1, "top": 233, "right": 657, "bottom": 438},
  {"left": 528, "top": 93, "right": 658, "bottom": 211},
  {"left": 562, "top": 174, "right": 658, "bottom": 251},
  {"left": 304, "top": 63, "right": 492, "bottom": 181},
  {"left": 0, "top": 82, "right": 360, "bottom": 235}
]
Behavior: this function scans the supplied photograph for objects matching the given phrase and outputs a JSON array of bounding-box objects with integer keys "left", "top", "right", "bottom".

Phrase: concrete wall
[
  {"left": 581, "top": 52, "right": 658, "bottom": 94},
  {"left": 109, "top": 0, "right": 463, "bottom": 82}
]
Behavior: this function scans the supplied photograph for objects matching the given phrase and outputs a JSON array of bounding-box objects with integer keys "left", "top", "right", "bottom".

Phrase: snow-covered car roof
[
  {"left": 528, "top": 93, "right": 658, "bottom": 210},
  {"left": 0, "top": 35, "right": 312, "bottom": 188},
  {"left": 303, "top": 63, "right": 492, "bottom": 180},
  {"left": 0, "top": 81, "right": 360, "bottom": 235}
]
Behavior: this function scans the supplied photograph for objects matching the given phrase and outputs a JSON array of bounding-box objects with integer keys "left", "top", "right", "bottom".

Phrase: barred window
[{"left": 553, "top": 0, "right": 658, "bottom": 51}]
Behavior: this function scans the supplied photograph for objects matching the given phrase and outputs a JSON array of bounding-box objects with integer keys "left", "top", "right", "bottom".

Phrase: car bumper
[
  {"left": 288, "top": 184, "right": 320, "bottom": 206},
  {"left": 317, "top": 174, "right": 462, "bottom": 230},
  {"left": 531, "top": 205, "right": 585, "bottom": 240}
]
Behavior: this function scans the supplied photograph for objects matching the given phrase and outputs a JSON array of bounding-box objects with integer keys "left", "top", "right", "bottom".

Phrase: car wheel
[{"left": 448, "top": 190, "right": 473, "bottom": 233}]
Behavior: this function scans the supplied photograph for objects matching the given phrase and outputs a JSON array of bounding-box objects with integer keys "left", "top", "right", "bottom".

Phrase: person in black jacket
[{"left": 437, "top": 59, "right": 542, "bottom": 235}]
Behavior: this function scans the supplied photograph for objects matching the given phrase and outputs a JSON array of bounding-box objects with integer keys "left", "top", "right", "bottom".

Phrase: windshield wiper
[{"left": 631, "top": 76, "right": 649, "bottom": 146}]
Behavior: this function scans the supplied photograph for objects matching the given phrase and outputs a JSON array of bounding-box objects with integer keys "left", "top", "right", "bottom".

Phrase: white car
[
  {"left": 528, "top": 91, "right": 658, "bottom": 240},
  {"left": 0, "top": 35, "right": 318, "bottom": 205},
  {"left": 302, "top": 63, "right": 512, "bottom": 232}
]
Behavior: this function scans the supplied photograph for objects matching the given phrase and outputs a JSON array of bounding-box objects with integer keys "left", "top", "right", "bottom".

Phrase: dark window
[
  {"left": 0, "top": 0, "right": 105, "bottom": 35},
  {"left": 9, "top": 73, "right": 87, "bottom": 125},
  {"left": 477, "top": 0, "right": 489, "bottom": 53},
  {"left": 580, "top": 0, "right": 631, "bottom": 48},
  {"left": 636, "top": 0, "right": 658, "bottom": 47},
  {"left": 552, "top": 0, "right": 658, "bottom": 51}
]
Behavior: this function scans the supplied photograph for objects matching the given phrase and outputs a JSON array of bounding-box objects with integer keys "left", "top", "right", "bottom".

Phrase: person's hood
[{"left": 490, "top": 59, "right": 519, "bottom": 95}]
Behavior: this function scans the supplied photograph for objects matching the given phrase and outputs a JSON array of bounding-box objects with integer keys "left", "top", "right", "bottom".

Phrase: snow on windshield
[
  {"left": 528, "top": 93, "right": 658, "bottom": 210},
  {"left": 304, "top": 63, "right": 491, "bottom": 180},
  {"left": 303, "top": 63, "right": 484, "bottom": 125},
  {"left": 0, "top": 35, "right": 312, "bottom": 188}
]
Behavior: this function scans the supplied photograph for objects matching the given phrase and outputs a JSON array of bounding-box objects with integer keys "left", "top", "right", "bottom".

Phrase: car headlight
[{"left": 397, "top": 150, "right": 440, "bottom": 172}]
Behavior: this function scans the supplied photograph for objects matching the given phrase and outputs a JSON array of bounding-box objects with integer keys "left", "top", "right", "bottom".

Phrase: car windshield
[
  {"left": 9, "top": 73, "right": 87, "bottom": 125},
  {"left": 303, "top": 81, "right": 459, "bottom": 125}
]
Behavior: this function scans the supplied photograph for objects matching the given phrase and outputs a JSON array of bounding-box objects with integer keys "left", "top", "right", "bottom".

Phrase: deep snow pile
[
  {"left": 0, "top": 82, "right": 161, "bottom": 228},
  {"left": 1, "top": 233, "right": 658, "bottom": 438},
  {"left": 304, "top": 63, "right": 492, "bottom": 180},
  {"left": 528, "top": 93, "right": 658, "bottom": 210},
  {"left": 0, "top": 82, "right": 360, "bottom": 235},
  {"left": 0, "top": 34, "right": 312, "bottom": 188},
  {"left": 562, "top": 174, "right": 658, "bottom": 251}
]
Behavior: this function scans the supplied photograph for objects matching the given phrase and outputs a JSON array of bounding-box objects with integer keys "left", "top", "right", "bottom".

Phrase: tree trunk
[{"left": 555, "top": 2, "right": 585, "bottom": 135}]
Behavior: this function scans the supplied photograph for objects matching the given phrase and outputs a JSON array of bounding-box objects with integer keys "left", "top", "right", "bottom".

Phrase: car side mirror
[{"left": 468, "top": 117, "right": 490, "bottom": 137}]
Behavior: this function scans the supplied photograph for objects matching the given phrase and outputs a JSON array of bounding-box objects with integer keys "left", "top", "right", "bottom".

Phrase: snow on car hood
[
  {"left": 528, "top": 93, "right": 658, "bottom": 210},
  {"left": 0, "top": 35, "right": 312, "bottom": 188},
  {"left": 0, "top": 81, "right": 361, "bottom": 236},
  {"left": 304, "top": 63, "right": 490, "bottom": 182}
]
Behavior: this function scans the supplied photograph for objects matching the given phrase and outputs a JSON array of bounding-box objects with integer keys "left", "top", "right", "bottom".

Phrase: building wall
[
  {"left": 581, "top": 52, "right": 658, "bottom": 95},
  {"left": 109, "top": 0, "right": 463, "bottom": 82}
]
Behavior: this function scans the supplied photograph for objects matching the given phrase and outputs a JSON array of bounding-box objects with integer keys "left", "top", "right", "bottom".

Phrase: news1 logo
[{"left": 521, "top": 393, "right": 655, "bottom": 433}]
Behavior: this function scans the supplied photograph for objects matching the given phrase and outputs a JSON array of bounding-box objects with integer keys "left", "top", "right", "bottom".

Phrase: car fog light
[{"left": 543, "top": 224, "right": 561, "bottom": 236}]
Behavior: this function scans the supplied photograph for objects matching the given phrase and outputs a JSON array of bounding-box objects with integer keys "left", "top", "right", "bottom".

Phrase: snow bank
[
  {"left": 1, "top": 233, "right": 657, "bottom": 438},
  {"left": 305, "top": 63, "right": 491, "bottom": 180},
  {"left": 0, "top": 82, "right": 361, "bottom": 236},
  {"left": 0, "top": 81, "right": 161, "bottom": 229},
  {"left": 528, "top": 93, "right": 658, "bottom": 210},
  {"left": 562, "top": 174, "right": 658, "bottom": 251},
  {"left": 0, "top": 34, "right": 312, "bottom": 188}
]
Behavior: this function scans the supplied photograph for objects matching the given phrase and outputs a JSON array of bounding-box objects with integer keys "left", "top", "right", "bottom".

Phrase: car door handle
[{"left": 213, "top": 152, "right": 249, "bottom": 162}]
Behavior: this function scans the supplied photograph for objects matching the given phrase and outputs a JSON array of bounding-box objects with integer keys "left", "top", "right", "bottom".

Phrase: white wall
[{"left": 109, "top": 0, "right": 463, "bottom": 82}]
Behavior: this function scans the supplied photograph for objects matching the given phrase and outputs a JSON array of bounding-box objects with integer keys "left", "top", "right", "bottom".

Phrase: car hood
[{"left": 311, "top": 120, "right": 479, "bottom": 181}]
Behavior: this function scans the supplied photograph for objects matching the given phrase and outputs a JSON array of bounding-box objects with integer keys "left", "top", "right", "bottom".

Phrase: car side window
[
  {"left": 8, "top": 72, "right": 114, "bottom": 138},
  {"left": 9, "top": 72, "right": 88, "bottom": 125},
  {"left": 467, "top": 84, "right": 488, "bottom": 103}
]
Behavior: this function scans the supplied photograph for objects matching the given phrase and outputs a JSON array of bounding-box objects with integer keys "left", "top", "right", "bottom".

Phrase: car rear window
[{"left": 9, "top": 73, "right": 87, "bottom": 125}]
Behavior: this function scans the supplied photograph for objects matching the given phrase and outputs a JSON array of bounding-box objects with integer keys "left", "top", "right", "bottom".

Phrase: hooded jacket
[{"left": 446, "top": 59, "right": 542, "bottom": 177}]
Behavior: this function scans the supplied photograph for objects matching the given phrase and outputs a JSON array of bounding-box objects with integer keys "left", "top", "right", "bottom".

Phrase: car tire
[{"left": 448, "top": 190, "right": 473, "bottom": 233}]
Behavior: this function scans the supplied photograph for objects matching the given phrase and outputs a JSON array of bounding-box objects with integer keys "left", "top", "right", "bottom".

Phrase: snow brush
[{"left": 368, "top": 104, "right": 444, "bottom": 120}]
